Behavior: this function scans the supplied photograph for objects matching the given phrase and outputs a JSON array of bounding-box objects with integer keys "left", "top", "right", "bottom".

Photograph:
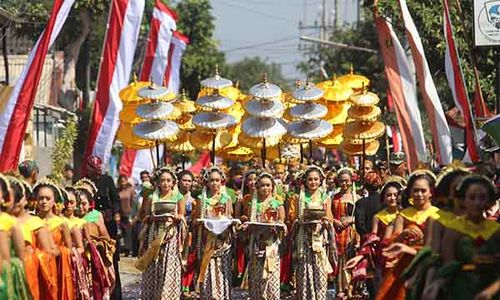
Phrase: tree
[
  {"left": 175, "top": 0, "right": 227, "bottom": 98},
  {"left": 226, "top": 56, "right": 290, "bottom": 92}
]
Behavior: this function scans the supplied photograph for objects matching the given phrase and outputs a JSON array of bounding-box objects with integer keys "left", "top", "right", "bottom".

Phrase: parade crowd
[{"left": 0, "top": 152, "right": 498, "bottom": 300}]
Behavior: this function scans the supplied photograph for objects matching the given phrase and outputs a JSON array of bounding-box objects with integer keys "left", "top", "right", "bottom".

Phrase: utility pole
[{"left": 320, "top": 0, "right": 328, "bottom": 41}]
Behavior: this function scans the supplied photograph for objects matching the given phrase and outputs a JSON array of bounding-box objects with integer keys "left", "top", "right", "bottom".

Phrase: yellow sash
[
  {"left": 375, "top": 209, "right": 398, "bottom": 226},
  {"left": 21, "top": 216, "right": 45, "bottom": 244},
  {"left": 445, "top": 216, "right": 500, "bottom": 240},
  {"left": 0, "top": 213, "right": 16, "bottom": 231},
  {"left": 399, "top": 205, "right": 440, "bottom": 225}
]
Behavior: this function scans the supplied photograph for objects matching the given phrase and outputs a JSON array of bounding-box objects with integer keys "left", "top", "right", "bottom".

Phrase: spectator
[
  {"left": 117, "top": 175, "right": 135, "bottom": 256},
  {"left": 63, "top": 163, "right": 74, "bottom": 186},
  {"left": 18, "top": 160, "right": 39, "bottom": 186},
  {"left": 375, "top": 160, "right": 390, "bottom": 182},
  {"left": 355, "top": 171, "right": 382, "bottom": 237},
  {"left": 389, "top": 152, "right": 408, "bottom": 178}
]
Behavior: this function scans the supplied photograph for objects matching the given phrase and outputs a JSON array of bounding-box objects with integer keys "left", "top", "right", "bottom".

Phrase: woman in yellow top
[
  {"left": 377, "top": 170, "right": 440, "bottom": 300},
  {"left": 371, "top": 178, "right": 406, "bottom": 240},
  {"left": 7, "top": 175, "right": 59, "bottom": 300},
  {"left": 289, "top": 165, "right": 336, "bottom": 300},
  {"left": 34, "top": 178, "right": 74, "bottom": 300},
  {"left": 0, "top": 173, "right": 29, "bottom": 300},
  {"left": 139, "top": 167, "right": 187, "bottom": 300}
]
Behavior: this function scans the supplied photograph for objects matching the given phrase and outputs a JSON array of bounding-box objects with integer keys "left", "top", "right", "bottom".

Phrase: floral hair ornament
[
  {"left": 154, "top": 166, "right": 178, "bottom": 183},
  {"left": 74, "top": 178, "right": 98, "bottom": 199},
  {"left": 202, "top": 165, "right": 226, "bottom": 182},
  {"left": 435, "top": 160, "right": 470, "bottom": 188},
  {"left": 408, "top": 168, "right": 437, "bottom": 183},
  {"left": 379, "top": 175, "right": 407, "bottom": 194},
  {"left": 33, "top": 177, "right": 65, "bottom": 203},
  {"left": 336, "top": 166, "right": 354, "bottom": 178}
]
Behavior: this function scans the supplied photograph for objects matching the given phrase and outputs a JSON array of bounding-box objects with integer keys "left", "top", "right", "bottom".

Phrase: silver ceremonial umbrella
[
  {"left": 244, "top": 98, "right": 285, "bottom": 118},
  {"left": 242, "top": 116, "right": 287, "bottom": 167},
  {"left": 249, "top": 75, "right": 282, "bottom": 99},
  {"left": 136, "top": 101, "right": 174, "bottom": 120},
  {"left": 193, "top": 111, "right": 237, "bottom": 130},
  {"left": 138, "top": 84, "right": 175, "bottom": 101},
  {"left": 289, "top": 102, "right": 328, "bottom": 120},
  {"left": 292, "top": 80, "right": 324, "bottom": 102},
  {"left": 196, "top": 93, "right": 235, "bottom": 111},
  {"left": 288, "top": 119, "right": 333, "bottom": 159},
  {"left": 200, "top": 68, "right": 233, "bottom": 89},
  {"left": 133, "top": 119, "right": 180, "bottom": 166}
]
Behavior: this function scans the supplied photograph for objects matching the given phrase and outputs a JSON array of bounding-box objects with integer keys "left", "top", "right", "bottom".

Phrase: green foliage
[
  {"left": 50, "top": 119, "right": 78, "bottom": 185},
  {"left": 175, "top": 0, "right": 227, "bottom": 98},
  {"left": 226, "top": 56, "right": 290, "bottom": 92}
]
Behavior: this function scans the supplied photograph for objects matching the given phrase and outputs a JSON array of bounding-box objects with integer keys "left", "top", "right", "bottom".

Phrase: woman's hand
[
  {"left": 240, "top": 215, "right": 249, "bottom": 223},
  {"left": 382, "top": 242, "right": 417, "bottom": 267}
]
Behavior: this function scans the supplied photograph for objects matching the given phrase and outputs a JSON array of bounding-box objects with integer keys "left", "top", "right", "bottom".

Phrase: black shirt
[
  {"left": 92, "top": 174, "right": 120, "bottom": 215},
  {"left": 354, "top": 191, "right": 381, "bottom": 237}
]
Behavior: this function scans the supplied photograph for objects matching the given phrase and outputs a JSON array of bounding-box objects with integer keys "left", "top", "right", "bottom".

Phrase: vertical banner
[
  {"left": 165, "top": 31, "right": 189, "bottom": 94},
  {"left": 0, "top": 0, "right": 75, "bottom": 171},
  {"left": 84, "top": 0, "right": 145, "bottom": 170}
]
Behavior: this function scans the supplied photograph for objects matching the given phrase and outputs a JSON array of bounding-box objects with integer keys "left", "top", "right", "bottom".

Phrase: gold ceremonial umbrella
[
  {"left": 119, "top": 104, "right": 143, "bottom": 125},
  {"left": 349, "top": 88, "right": 380, "bottom": 107},
  {"left": 322, "top": 101, "right": 350, "bottom": 125},
  {"left": 166, "top": 105, "right": 182, "bottom": 121},
  {"left": 166, "top": 131, "right": 196, "bottom": 153},
  {"left": 189, "top": 129, "right": 232, "bottom": 151},
  {"left": 221, "top": 146, "right": 254, "bottom": 162},
  {"left": 176, "top": 114, "right": 195, "bottom": 131},
  {"left": 341, "top": 139, "right": 380, "bottom": 156},
  {"left": 347, "top": 105, "right": 381, "bottom": 122},
  {"left": 337, "top": 66, "right": 370, "bottom": 92},
  {"left": 119, "top": 78, "right": 150, "bottom": 106},
  {"left": 238, "top": 132, "right": 281, "bottom": 149},
  {"left": 318, "top": 125, "right": 344, "bottom": 148},
  {"left": 174, "top": 90, "right": 196, "bottom": 113},
  {"left": 116, "top": 124, "right": 155, "bottom": 149},
  {"left": 343, "top": 121, "right": 385, "bottom": 142},
  {"left": 317, "top": 77, "right": 353, "bottom": 102}
]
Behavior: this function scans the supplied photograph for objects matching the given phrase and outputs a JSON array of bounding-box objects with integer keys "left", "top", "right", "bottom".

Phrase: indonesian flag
[
  {"left": 443, "top": 0, "right": 480, "bottom": 162},
  {"left": 398, "top": 0, "right": 453, "bottom": 165},
  {"left": 139, "top": 0, "right": 177, "bottom": 84},
  {"left": 0, "top": 0, "right": 75, "bottom": 171},
  {"left": 84, "top": 0, "right": 145, "bottom": 170},
  {"left": 375, "top": 12, "right": 427, "bottom": 169},
  {"left": 164, "top": 31, "right": 189, "bottom": 93},
  {"left": 119, "top": 3, "right": 189, "bottom": 181}
]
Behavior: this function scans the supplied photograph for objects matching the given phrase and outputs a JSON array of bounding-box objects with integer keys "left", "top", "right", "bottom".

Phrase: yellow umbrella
[
  {"left": 317, "top": 77, "right": 353, "bottom": 102},
  {"left": 322, "top": 101, "right": 350, "bottom": 125},
  {"left": 343, "top": 121, "right": 385, "bottom": 142},
  {"left": 197, "top": 85, "right": 240, "bottom": 101},
  {"left": 116, "top": 124, "right": 155, "bottom": 149},
  {"left": 223, "top": 124, "right": 242, "bottom": 151},
  {"left": 337, "top": 66, "right": 370, "bottom": 91},
  {"left": 341, "top": 139, "right": 380, "bottom": 156},
  {"left": 119, "top": 78, "right": 150, "bottom": 106},
  {"left": 221, "top": 146, "right": 254, "bottom": 162},
  {"left": 250, "top": 145, "right": 282, "bottom": 160},
  {"left": 166, "top": 131, "right": 196, "bottom": 153},
  {"left": 224, "top": 101, "right": 245, "bottom": 121},
  {"left": 166, "top": 105, "right": 182, "bottom": 121},
  {"left": 347, "top": 105, "right": 381, "bottom": 122},
  {"left": 238, "top": 132, "right": 281, "bottom": 148},
  {"left": 119, "top": 104, "right": 143, "bottom": 125},
  {"left": 176, "top": 114, "right": 195, "bottom": 131},
  {"left": 174, "top": 90, "right": 196, "bottom": 113},
  {"left": 318, "top": 125, "right": 344, "bottom": 148},
  {"left": 189, "top": 129, "right": 232, "bottom": 151}
]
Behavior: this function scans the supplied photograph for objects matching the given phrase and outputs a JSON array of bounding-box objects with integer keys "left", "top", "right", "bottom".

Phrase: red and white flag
[
  {"left": 0, "top": 0, "right": 75, "bottom": 171},
  {"left": 164, "top": 31, "right": 189, "bottom": 93},
  {"left": 139, "top": 0, "right": 177, "bottom": 84},
  {"left": 375, "top": 14, "right": 427, "bottom": 169},
  {"left": 84, "top": 0, "right": 145, "bottom": 170},
  {"left": 443, "top": 0, "right": 480, "bottom": 162},
  {"left": 120, "top": 146, "right": 164, "bottom": 183},
  {"left": 398, "top": 0, "right": 453, "bottom": 165}
]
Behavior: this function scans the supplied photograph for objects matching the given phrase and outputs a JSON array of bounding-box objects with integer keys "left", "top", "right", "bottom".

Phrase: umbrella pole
[
  {"left": 262, "top": 138, "right": 266, "bottom": 169},
  {"left": 163, "top": 141, "right": 168, "bottom": 166},
  {"left": 362, "top": 138, "right": 366, "bottom": 187},
  {"left": 300, "top": 144, "right": 304, "bottom": 164},
  {"left": 211, "top": 133, "right": 216, "bottom": 164},
  {"left": 308, "top": 139, "right": 313, "bottom": 161},
  {"left": 182, "top": 153, "right": 186, "bottom": 170},
  {"left": 278, "top": 142, "right": 282, "bottom": 164},
  {"left": 155, "top": 140, "right": 161, "bottom": 167}
]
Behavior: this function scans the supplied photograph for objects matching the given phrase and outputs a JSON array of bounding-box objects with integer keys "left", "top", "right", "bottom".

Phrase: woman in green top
[
  {"left": 289, "top": 165, "right": 337, "bottom": 300},
  {"left": 139, "top": 167, "right": 186, "bottom": 300},
  {"left": 246, "top": 172, "right": 286, "bottom": 300}
]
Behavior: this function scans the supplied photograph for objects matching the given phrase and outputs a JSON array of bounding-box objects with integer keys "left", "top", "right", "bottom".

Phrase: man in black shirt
[
  {"left": 86, "top": 155, "right": 122, "bottom": 300},
  {"left": 354, "top": 171, "right": 382, "bottom": 237}
]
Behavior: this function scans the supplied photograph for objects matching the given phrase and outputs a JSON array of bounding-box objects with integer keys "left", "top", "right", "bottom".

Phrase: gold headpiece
[
  {"left": 74, "top": 178, "right": 98, "bottom": 198},
  {"left": 33, "top": 177, "right": 64, "bottom": 203},
  {"left": 154, "top": 166, "right": 178, "bottom": 182},
  {"left": 6, "top": 175, "right": 26, "bottom": 200},
  {"left": 435, "top": 160, "right": 470, "bottom": 187},
  {"left": 380, "top": 175, "right": 407, "bottom": 193}
]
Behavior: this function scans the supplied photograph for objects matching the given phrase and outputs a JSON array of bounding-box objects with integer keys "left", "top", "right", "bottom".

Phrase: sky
[{"left": 208, "top": 0, "right": 359, "bottom": 80}]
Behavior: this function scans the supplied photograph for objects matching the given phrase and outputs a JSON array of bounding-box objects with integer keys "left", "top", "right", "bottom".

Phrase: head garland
[
  {"left": 456, "top": 174, "right": 496, "bottom": 204},
  {"left": 74, "top": 178, "right": 98, "bottom": 199},
  {"left": 154, "top": 166, "right": 178, "bottom": 183},
  {"left": 6, "top": 175, "right": 26, "bottom": 203},
  {"left": 33, "top": 177, "right": 64, "bottom": 203},
  {"left": 301, "top": 164, "right": 326, "bottom": 182},
  {"left": 336, "top": 167, "right": 354, "bottom": 178},
  {"left": 435, "top": 161, "right": 470, "bottom": 189},
  {"left": 408, "top": 168, "right": 437, "bottom": 191},
  {"left": 257, "top": 171, "right": 276, "bottom": 189},
  {"left": 203, "top": 166, "right": 226, "bottom": 182},
  {"left": 380, "top": 176, "right": 407, "bottom": 197}
]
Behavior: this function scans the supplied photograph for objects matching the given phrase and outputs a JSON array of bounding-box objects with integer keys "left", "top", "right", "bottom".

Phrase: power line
[
  {"left": 222, "top": 36, "right": 298, "bottom": 53},
  {"left": 215, "top": 0, "right": 297, "bottom": 23}
]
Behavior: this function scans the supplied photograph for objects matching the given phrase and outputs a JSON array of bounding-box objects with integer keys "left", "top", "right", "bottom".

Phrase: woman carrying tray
[
  {"left": 138, "top": 167, "right": 187, "bottom": 300},
  {"left": 289, "top": 165, "right": 337, "bottom": 300},
  {"left": 245, "top": 172, "right": 286, "bottom": 300},
  {"left": 194, "top": 166, "right": 236, "bottom": 300}
]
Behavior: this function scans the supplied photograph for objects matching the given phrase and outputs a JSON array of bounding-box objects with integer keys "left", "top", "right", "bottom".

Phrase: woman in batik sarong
[
  {"left": 235, "top": 170, "right": 257, "bottom": 282},
  {"left": 289, "top": 165, "right": 337, "bottom": 300},
  {"left": 376, "top": 170, "right": 440, "bottom": 300},
  {"left": 0, "top": 174, "right": 31, "bottom": 300},
  {"left": 195, "top": 167, "right": 235, "bottom": 300},
  {"left": 138, "top": 167, "right": 187, "bottom": 300},
  {"left": 76, "top": 179, "right": 115, "bottom": 300},
  {"left": 331, "top": 168, "right": 358, "bottom": 297},
  {"left": 34, "top": 178, "right": 75, "bottom": 300},
  {"left": 246, "top": 172, "right": 286, "bottom": 300}
]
